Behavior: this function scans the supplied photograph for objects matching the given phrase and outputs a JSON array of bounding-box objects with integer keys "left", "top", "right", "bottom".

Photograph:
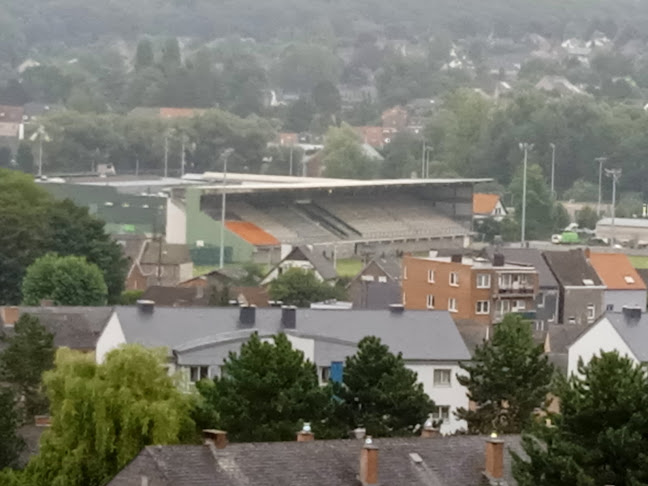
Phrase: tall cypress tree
[
  {"left": 513, "top": 352, "right": 648, "bottom": 486},
  {"left": 456, "top": 314, "right": 553, "bottom": 434}
]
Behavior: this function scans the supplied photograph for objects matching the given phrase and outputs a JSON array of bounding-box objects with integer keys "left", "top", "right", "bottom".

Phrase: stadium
[{"left": 169, "top": 174, "right": 490, "bottom": 263}]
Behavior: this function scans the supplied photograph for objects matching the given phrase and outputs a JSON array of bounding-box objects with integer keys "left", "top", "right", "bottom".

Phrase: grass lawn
[
  {"left": 336, "top": 258, "right": 363, "bottom": 277},
  {"left": 629, "top": 255, "right": 648, "bottom": 269}
]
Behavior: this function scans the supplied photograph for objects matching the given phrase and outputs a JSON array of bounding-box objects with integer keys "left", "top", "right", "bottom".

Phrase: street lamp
[
  {"left": 519, "top": 142, "right": 534, "bottom": 246},
  {"left": 219, "top": 148, "right": 235, "bottom": 269},
  {"left": 605, "top": 168, "right": 621, "bottom": 247},
  {"left": 549, "top": 143, "right": 556, "bottom": 198},
  {"left": 595, "top": 156, "right": 607, "bottom": 216}
]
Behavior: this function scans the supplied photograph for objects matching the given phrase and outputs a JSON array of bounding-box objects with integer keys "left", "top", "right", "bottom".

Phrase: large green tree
[
  {"left": 22, "top": 254, "right": 108, "bottom": 306},
  {"left": 0, "top": 314, "right": 54, "bottom": 418},
  {"left": 196, "top": 333, "right": 330, "bottom": 442},
  {"left": 0, "top": 388, "right": 24, "bottom": 470},
  {"left": 268, "top": 268, "right": 344, "bottom": 307},
  {"left": 456, "top": 314, "right": 554, "bottom": 434},
  {"left": 509, "top": 163, "right": 556, "bottom": 240},
  {"left": 332, "top": 336, "right": 434, "bottom": 437},
  {"left": 514, "top": 352, "right": 648, "bottom": 486},
  {"left": 322, "top": 124, "right": 377, "bottom": 179},
  {"left": 22, "top": 345, "right": 194, "bottom": 486}
]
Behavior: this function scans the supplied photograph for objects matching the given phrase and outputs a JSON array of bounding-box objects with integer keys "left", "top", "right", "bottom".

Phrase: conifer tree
[
  {"left": 513, "top": 352, "right": 648, "bottom": 486},
  {"left": 456, "top": 314, "right": 553, "bottom": 434},
  {"left": 0, "top": 387, "right": 24, "bottom": 470}
]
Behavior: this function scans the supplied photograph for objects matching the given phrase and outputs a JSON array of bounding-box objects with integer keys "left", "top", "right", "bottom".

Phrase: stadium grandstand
[{"left": 182, "top": 174, "right": 490, "bottom": 261}]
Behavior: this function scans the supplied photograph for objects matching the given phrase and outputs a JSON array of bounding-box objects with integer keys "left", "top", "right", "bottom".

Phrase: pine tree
[
  {"left": 0, "top": 387, "right": 24, "bottom": 470},
  {"left": 332, "top": 336, "right": 434, "bottom": 437},
  {"left": 0, "top": 314, "right": 54, "bottom": 418},
  {"left": 513, "top": 352, "right": 648, "bottom": 486},
  {"left": 195, "top": 333, "right": 330, "bottom": 442},
  {"left": 456, "top": 314, "right": 553, "bottom": 434}
]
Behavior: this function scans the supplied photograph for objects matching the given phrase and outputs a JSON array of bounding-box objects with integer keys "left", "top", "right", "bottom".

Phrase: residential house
[
  {"left": 486, "top": 248, "right": 560, "bottom": 328},
  {"left": 126, "top": 240, "right": 193, "bottom": 290},
  {"left": 96, "top": 303, "right": 472, "bottom": 434},
  {"left": 107, "top": 433, "right": 521, "bottom": 486},
  {"left": 277, "top": 132, "right": 299, "bottom": 146},
  {"left": 0, "top": 105, "right": 23, "bottom": 143},
  {"left": 262, "top": 246, "right": 337, "bottom": 285},
  {"left": 535, "top": 76, "right": 588, "bottom": 96},
  {"left": 348, "top": 256, "right": 402, "bottom": 309},
  {"left": 587, "top": 251, "right": 647, "bottom": 312},
  {"left": 567, "top": 306, "right": 647, "bottom": 376},
  {"left": 353, "top": 126, "right": 392, "bottom": 149},
  {"left": 543, "top": 249, "right": 605, "bottom": 325},
  {"left": 178, "top": 267, "right": 247, "bottom": 289},
  {"left": 0, "top": 306, "right": 113, "bottom": 353},
  {"left": 595, "top": 218, "right": 648, "bottom": 247},
  {"left": 402, "top": 253, "right": 538, "bottom": 325},
  {"left": 381, "top": 106, "right": 408, "bottom": 131},
  {"left": 473, "top": 193, "right": 507, "bottom": 222}
]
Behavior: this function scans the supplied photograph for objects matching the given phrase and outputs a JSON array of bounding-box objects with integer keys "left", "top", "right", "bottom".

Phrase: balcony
[{"left": 496, "top": 282, "right": 535, "bottom": 296}]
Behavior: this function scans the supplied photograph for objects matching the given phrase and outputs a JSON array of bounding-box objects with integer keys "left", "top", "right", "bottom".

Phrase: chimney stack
[
  {"left": 239, "top": 305, "right": 256, "bottom": 326},
  {"left": 484, "top": 435, "right": 504, "bottom": 480},
  {"left": 296, "top": 422, "right": 314, "bottom": 442},
  {"left": 281, "top": 306, "right": 297, "bottom": 329},
  {"left": 388, "top": 303, "right": 405, "bottom": 314},
  {"left": 359, "top": 437, "right": 379, "bottom": 485},
  {"left": 136, "top": 300, "right": 155, "bottom": 314},
  {"left": 0, "top": 306, "right": 19, "bottom": 327},
  {"left": 451, "top": 254, "right": 463, "bottom": 263},
  {"left": 622, "top": 305, "right": 642, "bottom": 321},
  {"left": 203, "top": 429, "right": 228, "bottom": 449},
  {"left": 493, "top": 253, "right": 505, "bottom": 267}
]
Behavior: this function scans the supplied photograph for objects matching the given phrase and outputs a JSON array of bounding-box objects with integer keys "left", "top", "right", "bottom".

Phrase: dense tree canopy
[
  {"left": 332, "top": 336, "right": 434, "bottom": 437},
  {"left": 0, "top": 388, "right": 23, "bottom": 470},
  {"left": 21, "top": 346, "right": 195, "bottom": 486},
  {"left": 457, "top": 314, "right": 554, "bottom": 434},
  {"left": 268, "top": 268, "right": 345, "bottom": 307},
  {"left": 196, "top": 333, "right": 330, "bottom": 442},
  {"left": 514, "top": 352, "right": 648, "bottom": 486},
  {"left": 22, "top": 254, "right": 108, "bottom": 306}
]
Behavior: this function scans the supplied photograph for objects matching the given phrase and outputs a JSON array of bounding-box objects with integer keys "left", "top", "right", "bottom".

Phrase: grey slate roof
[
  {"left": 487, "top": 248, "right": 558, "bottom": 289},
  {"left": 363, "top": 281, "right": 403, "bottom": 310},
  {"left": 107, "top": 435, "right": 522, "bottom": 486},
  {"left": 0, "top": 307, "right": 113, "bottom": 350},
  {"left": 114, "top": 307, "right": 471, "bottom": 361},
  {"left": 280, "top": 246, "right": 338, "bottom": 281},
  {"left": 371, "top": 255, "right": 402, "bottom": 280},
  {"left": 543, "top": 249, "right": 603, "bottom": 287},
  {"left": 606, "top": 311, "right": 648, "bottom": 362},
  {"left": 636, "top": 269, "right": 648, "bottom": 288}
]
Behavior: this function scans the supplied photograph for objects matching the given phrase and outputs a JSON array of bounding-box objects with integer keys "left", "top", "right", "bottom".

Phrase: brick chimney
[
  {"left": 281, "top": 305, "right": 297, "bottom": 329},
  {"left": 296, "top": 422, "right": 314, "bottom": 442},
  {"left": 239, "top": 305, "right": 256, "bottom": 326},
  {"left": 136, "top": 300, "right": 155, "bottom": 314},
  {"left": 203, "top": 429, "right": 227, "bottom": 449},
  {"left": 484, "top": 435, "right": 504, "bottom": 480},
  {"left": 0, "top": 306, "right": 19, "bottom": 327},
  {"left": 359, "top": 437, "right": 379, "bottom": 485}
]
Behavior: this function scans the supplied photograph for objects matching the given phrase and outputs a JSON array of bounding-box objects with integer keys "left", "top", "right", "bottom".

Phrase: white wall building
[{"left": 96, "top": 303, "right": 472, "bottom": 434}]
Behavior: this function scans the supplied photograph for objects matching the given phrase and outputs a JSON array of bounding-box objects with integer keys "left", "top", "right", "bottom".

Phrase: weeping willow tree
[{"left": 22, "top": 345, "right": 195, "bottom": 486}]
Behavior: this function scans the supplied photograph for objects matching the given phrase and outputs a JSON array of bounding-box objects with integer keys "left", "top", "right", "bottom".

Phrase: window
[
  {"left": 476, "top": 274, "right": 491, "bottom": 289},
  {"left": 403, "top": 266, "right": 408, "bottom": 280},
  {"left": 189, "top": 366, "right": 209, "bottom": 383},
  {"left": 320, "top": 366, "right": 331, "bottom": 383},
  {"left": 513, "top": 300, "right": 526, "bottom": 311},
  {"left": 607, "top": 304, "right": 614, "bottom": 311},
  {"left": 428, "top": 269, "right": 435, "bottom": 283},
  {"left": 426, "top": 295, "right": 435, "bottom": 309},
  {"left": 431, "top": 405, "right": 450, "bottom": 422},
  {"left": 433, "top": 369, "right": 451, "bottom": 387},
  {"left": 449, "top": 272, "right": 459, "bottom": 286},
  {"left": 448, "top": 298, "right": 457, "bottom": 313},
  {"left": 497, "top": 300, "right": 511, "bottom": 314},
  {"left": 476, "top": 300, "right": 490, "bottom": 315},
  {"left": 535, "top": 320, "right": 545, "bottom": 331},
  {"left": 499, "top": 274, "right": 512, "bottom": 288},
  {"left": 378, "top": 276, "right": 387, "bottom": 283},
  {"left": 568, "top": 316, "right": 576, "bottom": 325},
  {"left": 361, "top": 275, "right": 375, "bottom": 282},
  {"left": 587, "top": 304, "right": 596, "bottom": 322},
  {"left": 537, "top": 292, "right": 545, "bottom": 308}
]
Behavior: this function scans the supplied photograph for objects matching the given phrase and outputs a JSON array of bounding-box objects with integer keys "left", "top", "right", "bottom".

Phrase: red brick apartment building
[{"left": 402, "top": 253, "right": 539, "bottom": 325}]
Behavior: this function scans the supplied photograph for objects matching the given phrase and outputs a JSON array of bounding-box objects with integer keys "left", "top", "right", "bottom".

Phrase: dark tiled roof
[
  {"left": 0, "top": 307, "right": 113, "bottom": 350},
  {"left": 543, "top": 249, "right": 603, "bottom": 287},
  {"left": 606, "top": 311, "right": 648, "bottom": 362},
  {"left": 487, "top": 248, "right": 558, "bottom": 289},
  {"left": 141, "top": 287, "right": 210, "bottom": 307},
  {"left": 636, "top": 269, "right": 648, "bottom": 288},
  {"left": 294, "top": 246, "right": 337, "bottom": 281},
  {"left": 547, "top": 323, "right": 588, "bottom": 355},
  {"left": 371, "top": 256, "right": 402, "bottom": 280},
  {"left": 141, "top": 242, "right": 192, "bottom": 265},
  {"left": 108, "top": 435, "right": 522, "bottom": 486},
  {"left": 363, "top": 281, "right": 402, "bottom": 310}
]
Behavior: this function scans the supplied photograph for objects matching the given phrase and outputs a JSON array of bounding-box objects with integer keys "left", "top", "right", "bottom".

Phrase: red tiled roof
[
  {"left": 225, "top": 221, "right": 280, "bottom": 246},
  {"left": 473, "top": 193, "right": 501, "bottom": 215},
  {"left": 588, "top": 252, "right": 647, "bottom": 290},
  {"left": 278, "top": 133, "right": 299, "bottom": 145}
]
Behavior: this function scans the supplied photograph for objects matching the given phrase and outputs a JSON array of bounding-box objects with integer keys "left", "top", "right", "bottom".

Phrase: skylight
[
  {"left": 625, "top": 276, "right": 636, "bottom": 284},
  {"left": 582, "top": 279, "right": 594, "bottom": 286}
]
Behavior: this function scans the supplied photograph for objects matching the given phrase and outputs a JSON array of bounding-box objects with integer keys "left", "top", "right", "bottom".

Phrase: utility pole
[
  {"left": 163, "top": 132, "right": 169, "bottom": 178},
  {"left": 289, "top": 145, "right": 294, "bottom": 176},
  {"left": 135, "top": 156, "right": 139, "bottom": 176},
  {"left": 180, "top": 135, "right": 187, "bottom": 178},
  {"left": 421, "top": 140, "right": 426, "bottom": 179},
  {"left": 595, "top": 156, "right": 607, "bottom": 216},
  {"left": 519, "top": 142, "right": 534, "bottom": 246},
  {"left": 219, "top": 148, "right": 234, "bottom": 269},
  {"left": 424, "top": 146, "right": 433, "bottom": 178},
  {"left": 605, "top": 168, "right": 621, "bottom": 247},
  {"left": 549, "top": 143, "right": 556, "bottom": 198}
]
